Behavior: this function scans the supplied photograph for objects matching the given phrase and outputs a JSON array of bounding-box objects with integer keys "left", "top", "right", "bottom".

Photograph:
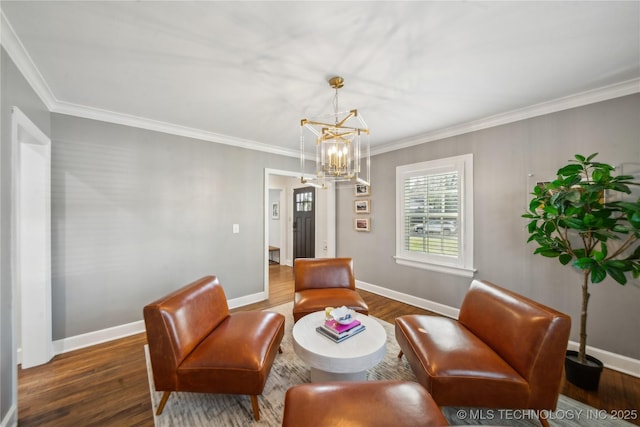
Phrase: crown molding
[
  {"left": 1, "top": 10, "right": 57, "bottom": 110},
  {"left": 3, "top": 10, "right": 638, "bottom": 159},
  {"left": 372, "top": 78, "right": 640, "bottom": 156},
  {"left": 1, "top": 10, "right": 300, "bottom": 158},
  {"left": 53, "top": 100, "right": 301, "bottom": 158}
]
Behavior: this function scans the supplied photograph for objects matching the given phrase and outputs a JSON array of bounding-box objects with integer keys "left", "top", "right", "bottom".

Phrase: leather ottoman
[{"left": 281, "top": 380, "right": 448, "bottom": 427}]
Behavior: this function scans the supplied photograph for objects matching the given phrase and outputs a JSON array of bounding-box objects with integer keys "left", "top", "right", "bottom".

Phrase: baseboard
[
  {"left": 356, "top": 279, "right": 640, "bottom": 378},
  {"left": 52, "top": 319, "right": 146, "bottom": 355},
  {"left": 44, "top": 281, "right": 640, "bottom": 379},
  {"left": 48, "top": 291, "right": 267, "bottom": 355},
  {"left": 227, "top": 291, "right": 268, "bottom": 310},
  {"left": 356, "top": 280, "right": 461, "bottom": 319},
  {"left": 566, "top": 341, "right": 640, "bottom": 379},
  {"left": 0, "top": 404, "right": 17, "bottom": 427}
]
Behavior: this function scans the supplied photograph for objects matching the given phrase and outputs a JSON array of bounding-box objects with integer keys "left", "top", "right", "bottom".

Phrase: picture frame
[
  {"left": 354, "top": 217, "right": 370, "bottom": 231},
  {"left": 271, "top": 202, "right": 280, "bottom": 219},
  {"left": 354, "top": 199, "right": 370, "bottom": 214},
  {"left": 354, "top": 183, "right": 370, "bottom": 196}
]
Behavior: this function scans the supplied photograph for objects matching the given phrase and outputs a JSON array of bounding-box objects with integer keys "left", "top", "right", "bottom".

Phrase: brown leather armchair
[
  {"left": 293, "top": 257, "right": 369, "bottom": 322},
  {"left": 281, "top": 380, "right": 449, "bottom": 427},
  {"left": 143, "top": 276, "right": 285, "bottom": 421},
  {"left": 395, "top": 279, "right": 570, "bottom": 427}
]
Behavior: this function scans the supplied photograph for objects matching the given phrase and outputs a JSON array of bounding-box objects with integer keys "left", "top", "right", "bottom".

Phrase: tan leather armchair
[
  {"left": 293, "top": 257, "right": 369, "bottom": 322},
  {"left": 396, "top": 279, "right": 570, "bottom": 427},
  {"left": 282, "top": 380, "right": 449, "bottom": 427},
  {"left": 143, "top": 275, "right": 285, "bottom": 421}
]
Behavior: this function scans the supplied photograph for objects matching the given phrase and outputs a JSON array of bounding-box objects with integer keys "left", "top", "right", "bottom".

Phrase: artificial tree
[{"left": 523, "top": 153, "right": 640, "bottom": 377}]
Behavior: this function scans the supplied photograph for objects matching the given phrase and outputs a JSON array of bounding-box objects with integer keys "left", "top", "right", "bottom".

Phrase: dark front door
[{"left": 293, "top": 186, "right": 315, "bottom": 259}]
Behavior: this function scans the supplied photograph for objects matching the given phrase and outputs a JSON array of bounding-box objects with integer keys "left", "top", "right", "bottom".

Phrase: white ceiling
[{"left": 2, "top": 1, "right": 639, "bottom": 156}]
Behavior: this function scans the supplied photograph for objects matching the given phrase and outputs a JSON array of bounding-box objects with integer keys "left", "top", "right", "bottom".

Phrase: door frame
[
  {"left": 11, "top": 107, "right": 54, "bottom": 369},
  {"left": 263, "top": 168, "right": 335, "bottom": 296}
]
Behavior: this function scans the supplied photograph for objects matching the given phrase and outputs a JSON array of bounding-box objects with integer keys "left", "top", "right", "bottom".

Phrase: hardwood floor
[{"left": 18, "top": 264, "right": 640, "bottom": 426}]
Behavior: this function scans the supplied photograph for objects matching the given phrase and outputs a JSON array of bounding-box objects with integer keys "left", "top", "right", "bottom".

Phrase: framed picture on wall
[
  {"left": 271, "top": 202, "right": 280, "bottom": 219},
  {"left": 354, "top": 183, "right": 370, "bottom": 196},
  {"left": 354, "top": 217, "right": 370, "bottom": 231},
  {"left": 354, "top": 199, "right": 370, "bottom": 214}
]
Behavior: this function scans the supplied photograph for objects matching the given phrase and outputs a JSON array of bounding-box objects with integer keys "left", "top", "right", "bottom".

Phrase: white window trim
[{"left": 395, "top": 153, "right": 475, "bottom": 277}]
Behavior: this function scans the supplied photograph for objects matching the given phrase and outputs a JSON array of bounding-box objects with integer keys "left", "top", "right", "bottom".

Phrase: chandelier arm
[{"left": 333, "top": 110, "right": 357, "bottom": 128}]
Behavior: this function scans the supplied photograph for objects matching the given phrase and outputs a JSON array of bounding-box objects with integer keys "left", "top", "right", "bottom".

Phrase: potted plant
[{"left": 523, "top": 153, "right": 640, "bottom": 390}]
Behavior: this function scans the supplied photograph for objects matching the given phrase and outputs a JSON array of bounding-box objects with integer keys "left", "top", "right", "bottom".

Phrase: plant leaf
[
  {"left": 606, "top": 267, "right": 627, "bottom": 284},
  {"left": 559, "top": 254, "right": 573, "bottom": 265},
  {"left": 574, "top": 257, "right": 596, "bottom": 270},
  {"left": 611, "top": 183, "right": 631, "bottom": 194},
  {"left": 558, "top": 164, "right": 583, "bottom": 176},
  {"left": 592, "top": 169, "right": 603, "bottom": 182},
  {"left": 563, "top": 218, "right": 585, "bottom": 230},
  {"left": 590, "top": 266, "right": 607, "bottom": 283},
  {"left": 565, "top": 190, "right": 582, "bottom": 204},
  {"left": 535, "top": 248, "right": 561, "bottom": 257}
]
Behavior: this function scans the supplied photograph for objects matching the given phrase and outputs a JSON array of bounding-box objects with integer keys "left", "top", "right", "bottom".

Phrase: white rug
[{"left": 145, "top": 302, "right": 633, "bottom": 427}]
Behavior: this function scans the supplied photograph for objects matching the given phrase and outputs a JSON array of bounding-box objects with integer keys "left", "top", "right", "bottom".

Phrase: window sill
[{"left": 394, "top": 256, "right": 476, "bottom": 278}]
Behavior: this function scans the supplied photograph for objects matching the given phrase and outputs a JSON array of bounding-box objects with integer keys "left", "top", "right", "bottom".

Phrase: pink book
[{"left": 324, "top": 319, "right": 361, "bottom": 334}]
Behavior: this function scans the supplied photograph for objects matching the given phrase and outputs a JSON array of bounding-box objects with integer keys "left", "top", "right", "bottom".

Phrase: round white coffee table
[{"left": 292, "top": 311, "right": 387, "bottom": 382}]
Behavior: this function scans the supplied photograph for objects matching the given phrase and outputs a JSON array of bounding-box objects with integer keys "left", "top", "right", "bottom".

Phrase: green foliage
[
  {"left": 523, "top": 153, "right": 640, "bottom": 284},
  {"left": 524, "top": 153, "right": 640, "bottom": 363}
]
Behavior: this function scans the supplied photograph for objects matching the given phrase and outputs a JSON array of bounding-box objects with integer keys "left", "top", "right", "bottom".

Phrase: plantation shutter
[{"left": 403, "top": 171, "right": 459, "bottom": 256}]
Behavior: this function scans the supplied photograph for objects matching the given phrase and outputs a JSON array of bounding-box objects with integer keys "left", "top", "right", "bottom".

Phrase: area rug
[{"left": 145, "top": 302, "right": 633, "bottom": 427}]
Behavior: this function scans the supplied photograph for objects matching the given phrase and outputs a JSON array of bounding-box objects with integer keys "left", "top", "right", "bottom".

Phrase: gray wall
[
  {"left": 1, "top": 47, "right": 51, "bottom": 427},
  {"left": 2, "top": 45, "right": 302, "bottom": 422},
  {"left": 337, "top": 93, "right": 640, "bottom": 359},
  {"left": 50, "top": 113, "right": 300, "bottom": 339}
]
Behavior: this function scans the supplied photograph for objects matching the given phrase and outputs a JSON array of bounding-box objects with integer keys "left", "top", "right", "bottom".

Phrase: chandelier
[{"left": 300, "top": 76, "right": 370, "bottom": 188}]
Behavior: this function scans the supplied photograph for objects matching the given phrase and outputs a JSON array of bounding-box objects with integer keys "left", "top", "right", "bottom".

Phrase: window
[
  {"left": 295, "top": 190, "right": 313, "bottom": 212},
  {"left": 395, "top": 154, "right": 475, "bottom": 277}
]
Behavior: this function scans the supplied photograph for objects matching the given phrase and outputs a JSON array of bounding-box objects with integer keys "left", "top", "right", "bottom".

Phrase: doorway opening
[
  {"left": 263, "top": 169, "right": 335, "bottom": 298},
  {"left": 11, "top": 107, "right": 53, "bottom": 369}
]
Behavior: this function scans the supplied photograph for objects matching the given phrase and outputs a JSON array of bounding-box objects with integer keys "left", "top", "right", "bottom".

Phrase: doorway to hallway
[{"left": 263, "top": 168, "right": 335, "bottom": 301}]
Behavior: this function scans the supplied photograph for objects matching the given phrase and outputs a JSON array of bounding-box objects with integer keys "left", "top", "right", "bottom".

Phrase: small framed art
[
  {"left": 354, "top": 217, "right": 370, "bottom": 231},
  {"left": 354, "top": 199, "right": 370, "bottom": 214},
  {"left": 354, "top": 183, "right": 370, "bottom": 196}
]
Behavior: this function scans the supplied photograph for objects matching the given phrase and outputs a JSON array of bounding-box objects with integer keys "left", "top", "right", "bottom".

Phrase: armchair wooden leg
[
  {"left": 156, "top": 391, "right": 171, "bottom": 415},
  {"left": 278, "top": 345, "right": 283, "bottom": 354},
  {"left": 398, "top": 350, "right": 404, "bottom": 358},
  {"left": 539, "top": 416, "right": 550, "bottom": 427},
  {"left": 250, "top": 395, "right": 260, "bottom": 421}
]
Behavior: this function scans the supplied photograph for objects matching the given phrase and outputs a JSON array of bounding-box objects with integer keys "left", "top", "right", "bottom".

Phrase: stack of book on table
[{"left": 316, "top": 318, "right": 366, "bottom": 343}]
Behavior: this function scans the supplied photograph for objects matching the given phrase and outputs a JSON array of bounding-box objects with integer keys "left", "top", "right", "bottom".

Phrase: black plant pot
[{"left": 565, "top": 350, "right": 604, "bottom": 390}]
